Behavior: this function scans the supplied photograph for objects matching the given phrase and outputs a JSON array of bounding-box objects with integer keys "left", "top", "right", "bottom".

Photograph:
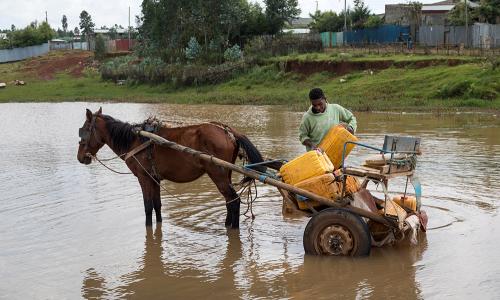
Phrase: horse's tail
[{"left": 233, "top": 132, "right": 266, "bottom": 178}]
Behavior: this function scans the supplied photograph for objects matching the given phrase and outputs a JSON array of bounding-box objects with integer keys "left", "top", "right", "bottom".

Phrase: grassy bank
[{"left": 0, "top": 51, "right": 499, "bottom": 112}]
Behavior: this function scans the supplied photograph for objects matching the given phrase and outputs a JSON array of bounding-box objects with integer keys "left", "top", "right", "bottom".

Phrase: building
[
  {"left": 385, "top": 4, "right": 415, "bottom": 26},
  {"left": 421, "top": 0, "right": 479, "bottom": 26},
  {"left": 288, "top": 18, "right": 313, "bottom": 29}
]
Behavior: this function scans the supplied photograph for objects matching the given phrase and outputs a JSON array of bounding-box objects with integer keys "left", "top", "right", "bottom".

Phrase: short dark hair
[{"left": 309, "top": 88, "right": 325, "bottom": 101}]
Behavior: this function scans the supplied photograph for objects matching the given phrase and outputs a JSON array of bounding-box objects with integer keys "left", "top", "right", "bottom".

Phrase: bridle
[{"left": 78, "top": 113, "right": 98, "bottom": 151}]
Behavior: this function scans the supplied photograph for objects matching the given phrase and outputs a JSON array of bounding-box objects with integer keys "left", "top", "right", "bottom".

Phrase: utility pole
[
  {"left": 45, "top": 11, "right": 48, "bottom": 23},
  {"left": 316, "top": 1, "right": 319, "bottom": 12},
  {"left": 128, "top": 6, "right": 131, "bottom": 51},
  {"left": 344, "top": 0, "right": 347, "bottom": 31},
  {"left": 465, "top": 0, "right": 468, "bottom": 48}
]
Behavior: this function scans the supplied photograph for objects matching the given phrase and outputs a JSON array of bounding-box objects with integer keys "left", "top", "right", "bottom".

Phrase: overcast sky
[{"left": 0, "top": 0, "right": 439, "bottom": 30}]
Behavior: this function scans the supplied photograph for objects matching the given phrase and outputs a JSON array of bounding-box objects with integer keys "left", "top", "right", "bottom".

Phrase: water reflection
[
  {"left": 81, "top": 224, "right": 427, "bottom": 299},
  {"left": 82, "top": 225, "right": 246, "bottom": 299}
]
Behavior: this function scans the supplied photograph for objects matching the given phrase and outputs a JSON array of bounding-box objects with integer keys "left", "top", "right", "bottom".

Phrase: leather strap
[{"left": 124, "top": 140, "right": 153, "bottom": 161}]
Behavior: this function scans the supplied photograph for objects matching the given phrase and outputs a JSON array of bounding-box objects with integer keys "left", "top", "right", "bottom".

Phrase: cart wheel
[{"left": 303, "top": 208, "right": 371, "bottom": 256}]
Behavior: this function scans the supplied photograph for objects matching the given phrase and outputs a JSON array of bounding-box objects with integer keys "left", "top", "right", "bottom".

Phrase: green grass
[
  {"left": 0, "top": 54, "right": 499, "bottom": 112},
  {"left": 268, "top": 52, "right": 481, "bottom": 63}
]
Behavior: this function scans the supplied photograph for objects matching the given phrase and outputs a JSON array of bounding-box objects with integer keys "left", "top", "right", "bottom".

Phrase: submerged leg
[
  {"left": 208, "top": 171, "right": 241, "bottom": 229},
  {"left": 139, "top": 177, "right": 160, "bottom": 226}
]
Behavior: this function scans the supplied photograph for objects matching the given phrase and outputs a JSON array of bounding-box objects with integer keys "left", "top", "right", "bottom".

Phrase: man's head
[{"left": 309, "top": 88, "right": 327, "bottom": 114}]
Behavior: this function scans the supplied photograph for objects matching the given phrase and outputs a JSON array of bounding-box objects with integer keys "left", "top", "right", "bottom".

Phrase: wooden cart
[{"left": 139, "top": 131, "right": 422, "bottom": 257}]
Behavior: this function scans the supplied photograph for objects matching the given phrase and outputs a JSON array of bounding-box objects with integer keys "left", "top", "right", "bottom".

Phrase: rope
[
  {"left": 88, "top": 153, "right": 132, "bottom": 175},
  {"left": 88, "top": 152, "right": 258, "bottom": 217}
]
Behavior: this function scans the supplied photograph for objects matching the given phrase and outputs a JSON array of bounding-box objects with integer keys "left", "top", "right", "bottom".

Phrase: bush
[
  {"left": 224, "top": 44, "right": 242, "bottom": 62},
  {"left": 435, "top": 80, "right": 472, "bottom": 98},
  {"left": 94, "top": 34, "right": 106, "bottom": 61},
  {"left": 0, "top": 21, "right": 55, "bottom": 49},
  {"left": 185, "top": 37, "right": 201, "bottom": 61},
  {"left": 100, "top": 55, "right": 246, "bottom": 86}
]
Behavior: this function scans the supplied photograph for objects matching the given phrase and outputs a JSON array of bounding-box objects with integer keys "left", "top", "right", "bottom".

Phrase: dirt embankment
[
  {"left": 21, "top": 51, "right": 94, "bottom": 80},
  {"left": 283, "top": 59, "right": 464, "bottom": 76}
]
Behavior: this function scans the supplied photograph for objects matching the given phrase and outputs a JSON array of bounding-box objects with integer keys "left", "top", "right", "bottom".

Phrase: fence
[
  {"left": 0, "top": 43, "right": 49, "bottom": 63},
  {"left": 321, "top": 25, "right": 410, "bottom": 48},
  {"left": 419, "top": 23, "right": 500, "bottom": 48},
  {"left": 105, "top": 39, "right": 136, "bottom": 52}
]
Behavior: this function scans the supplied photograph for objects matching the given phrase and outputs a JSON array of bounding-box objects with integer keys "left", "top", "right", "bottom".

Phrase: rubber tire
[{"left": 303, "top": 208, "right": 371, "bottom": 256}]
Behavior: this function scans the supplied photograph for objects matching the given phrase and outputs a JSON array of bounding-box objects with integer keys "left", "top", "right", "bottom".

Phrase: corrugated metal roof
[{"left": 422, "top": 4, "right": 454, "bottom": 11}]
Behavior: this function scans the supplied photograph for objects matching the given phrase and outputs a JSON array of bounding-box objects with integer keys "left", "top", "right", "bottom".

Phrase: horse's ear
[
  {"left": 86, "top": 109, "right": 92, "bottom": 121},
  {"left": 97, "top": 107, "right": 102, "bottom": 115}
]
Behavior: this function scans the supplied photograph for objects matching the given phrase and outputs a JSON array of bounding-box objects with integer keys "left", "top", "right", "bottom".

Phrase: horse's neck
[{"left": 100, "top": 127, "right": 139, "bottom": 157}]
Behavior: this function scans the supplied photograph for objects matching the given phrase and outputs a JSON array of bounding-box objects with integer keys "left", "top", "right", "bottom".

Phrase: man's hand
[
  {"left": 302, "top": 139, "right": 318, "bottom": 150},
  {"left": 339, "top": 123, "right": 354, "bottom": 134}
]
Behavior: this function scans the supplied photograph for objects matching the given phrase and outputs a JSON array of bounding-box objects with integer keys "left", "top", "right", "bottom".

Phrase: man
[{"left": 299, "top": 88, "right": 357, "bottom": 151}]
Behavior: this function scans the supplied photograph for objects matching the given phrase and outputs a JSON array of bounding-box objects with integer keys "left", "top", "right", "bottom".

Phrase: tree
[
  {"left": 79, "top": 10, "right": 95, "bottom": 39},
  {"left": 74, "top": 26, "right": 80, "bottom": 36},
  {"left": 351, "top": 0, "right": 370, "bottom": 29},
  {"left": 264, "top": 0, "right": 301, "bottom": 34},
  {"left": 447, "top": 3, "right": 478, "bottom": 25},
  {"left": 309, "top": 10, "right": 344, "bottom": 32},
  {"left": 241, "top": 2, "right": 268, "bottom": 36},
  {"left": 94, "top": 34, "right": 106, "bottom": 60},
  {"left": 477, "top": 0, "right": 500, "bottom": 24},
  {"left": 62, "top": 15, "right": 68, "bottom": 34},
  {"left": 364, "top": 15, "right": 383, "bottom": 28}
]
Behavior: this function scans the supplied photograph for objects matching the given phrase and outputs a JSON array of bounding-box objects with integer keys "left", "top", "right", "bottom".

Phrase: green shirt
[{"left": 299, "top": 103, "right": 357, "bottom": 151}]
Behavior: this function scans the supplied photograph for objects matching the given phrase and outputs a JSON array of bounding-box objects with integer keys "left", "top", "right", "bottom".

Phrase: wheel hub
[{"left": 318, "top": 225, "right": 354, "bottom": 255}]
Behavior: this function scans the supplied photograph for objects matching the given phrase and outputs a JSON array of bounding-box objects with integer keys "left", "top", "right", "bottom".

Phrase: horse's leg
[
  {"left": 138, "top": 176, "right": 160, "bottom": 226},
  {"left": 207, "top": 170, "right": 240, "bottom": 229},
  {"left": 153, "top": 193, "right": 162, "bottom": 223}
]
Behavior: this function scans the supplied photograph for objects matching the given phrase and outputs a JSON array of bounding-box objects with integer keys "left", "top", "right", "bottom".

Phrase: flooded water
[{"left": 1, "top": 103, "right": 499, "bottom": 299}]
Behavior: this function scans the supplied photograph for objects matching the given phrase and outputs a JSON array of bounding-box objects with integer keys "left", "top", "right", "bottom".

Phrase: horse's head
[{"left": 77, "top": 108, "right": 106, "bottom": 165}]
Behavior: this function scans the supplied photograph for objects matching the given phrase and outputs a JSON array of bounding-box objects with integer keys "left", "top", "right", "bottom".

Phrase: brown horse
[{"left": 77, "top": 108, "right": 264, "bottom": 228}]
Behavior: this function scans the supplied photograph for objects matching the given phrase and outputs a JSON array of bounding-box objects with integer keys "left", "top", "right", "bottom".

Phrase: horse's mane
[{"left": 103, "top": 115, "right": 147, "bottom": 154}]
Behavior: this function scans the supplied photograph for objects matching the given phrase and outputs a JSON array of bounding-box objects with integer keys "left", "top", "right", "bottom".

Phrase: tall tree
[
  {"left": 264, "top": 0, "right": 301, "bottom": 34},
  {"left": 74, "top": 26, "right": 80, "bottom": 36},
  {"left": 62, "top": 15, "right": 68, "bottom": 34},
  {"left": 79, "top": 10, "right": 95, "bottom": 39},
  {"left": 350, "top": 0, "right": 370, "bottom": 29}
]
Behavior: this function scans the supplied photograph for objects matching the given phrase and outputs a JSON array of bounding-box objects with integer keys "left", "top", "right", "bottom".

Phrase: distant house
[
  {"left": 93, "top": 28, "right": 132, "bottom": 39},
  {"left": 421, "top": 0, "right": 479, "bottom": 25},
  {"left": 282, "top": 28, "right": 311, "bottom": 34},
  {"left": 288, "top": 18, "right": 313, "bottom": 29}
]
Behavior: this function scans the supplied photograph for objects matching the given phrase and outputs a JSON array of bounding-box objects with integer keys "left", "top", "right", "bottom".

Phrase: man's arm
[
  {"left": 338, "top": 105, "right": 357, "bottom": 134},
  {"left": 299, "top": 115, "right": 317, "bottom": 149}
]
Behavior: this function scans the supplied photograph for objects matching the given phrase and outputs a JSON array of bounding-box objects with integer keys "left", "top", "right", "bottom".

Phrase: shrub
[
  {"left": 94, "top": 34, "right": 106, "bottom": 61},
  {"left": 185, "top": 37, "right": 201, "bottom": 61},
  {"left": 224, "top": 44, "right": 242, "bottom": 62},
  {"left": 435, "top": 80, "right": 472, "bottom": 98}
]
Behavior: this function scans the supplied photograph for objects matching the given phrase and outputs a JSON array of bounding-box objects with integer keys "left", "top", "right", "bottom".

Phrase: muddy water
[{"left": 0, "top": 103, "right": 499, "bottom": 299}]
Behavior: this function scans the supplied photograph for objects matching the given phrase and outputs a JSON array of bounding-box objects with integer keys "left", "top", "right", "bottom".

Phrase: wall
[
  {"left": 0, "top": 43, "right": 49, "bottom": 63},
  {"left": 385, "top": 4, "right": 413, "bottom": 25},
  {"left": 419, "top": 23, "right": 500, "bottom": 48}
]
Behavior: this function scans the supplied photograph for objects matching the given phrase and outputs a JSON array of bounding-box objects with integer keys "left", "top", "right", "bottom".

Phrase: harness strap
[
  {"left": 124, "top": 140, "right": 153, "bottom": 161},
  {"left": 208, "top": 122, "right": 237, "bottom": 145}
]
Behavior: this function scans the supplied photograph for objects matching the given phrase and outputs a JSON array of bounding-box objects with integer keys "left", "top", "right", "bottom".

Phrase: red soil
[{"left": 21, "top": 51, "right": 94, "bottom": 80}]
